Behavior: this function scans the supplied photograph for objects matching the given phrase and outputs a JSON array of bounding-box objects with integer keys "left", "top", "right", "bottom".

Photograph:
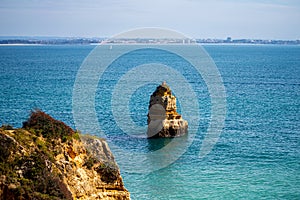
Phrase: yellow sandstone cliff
[{"left": 0, "top": 111, "right": 130, "bottom": 200}]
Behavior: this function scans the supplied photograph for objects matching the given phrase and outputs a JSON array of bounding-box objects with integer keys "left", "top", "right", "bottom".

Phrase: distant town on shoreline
[{"left": 0, "top": 36, "right": 299, "bottom": 45}]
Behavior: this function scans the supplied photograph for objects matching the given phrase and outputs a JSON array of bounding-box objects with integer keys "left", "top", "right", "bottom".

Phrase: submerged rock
[
  {"left": 0, "top": 110, "right": 130, "bottom": 200},
  {"left": 147, "top": 82, "right": 188, "bottom": 138}
]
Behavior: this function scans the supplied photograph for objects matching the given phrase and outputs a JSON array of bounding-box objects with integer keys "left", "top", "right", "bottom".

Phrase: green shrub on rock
[{"left": 22, "top": 110, "right": 76, "bottom": 142}]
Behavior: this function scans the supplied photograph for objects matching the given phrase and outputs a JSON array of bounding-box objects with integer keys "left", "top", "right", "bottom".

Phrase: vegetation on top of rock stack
[{"left": 22, "top": 110, "right": 79, "bottom": 142}]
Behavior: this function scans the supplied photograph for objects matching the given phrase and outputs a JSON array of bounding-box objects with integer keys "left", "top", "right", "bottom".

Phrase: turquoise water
[{"left": 0, "top": 45, "right": 299, "bottom": 199}]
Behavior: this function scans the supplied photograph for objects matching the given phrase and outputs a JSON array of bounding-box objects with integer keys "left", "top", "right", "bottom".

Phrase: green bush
[
  {"left": 84, "top": 156, "right": 98, "bottom": 170},
  {"left": 23, "top": 110, "right": 76, "bottom": 142},
  {"left": 1, "top": 124, "right": 14, "bottom": 130},
  {"left": 95, "top": 162, "right": 119, "bottom": 183}
]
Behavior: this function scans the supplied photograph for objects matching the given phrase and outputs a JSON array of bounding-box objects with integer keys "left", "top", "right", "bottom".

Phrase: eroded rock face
[
  {"left": 0, "top": 111, "right": 130, "bottom": 200},
  {"left": 147, "top": 82, "right": 188, "bottom": 138}
]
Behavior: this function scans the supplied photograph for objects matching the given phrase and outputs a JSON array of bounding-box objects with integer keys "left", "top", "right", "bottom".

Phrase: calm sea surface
[{"left": 0, "top": 45, "right": 299, "bottom": 199}]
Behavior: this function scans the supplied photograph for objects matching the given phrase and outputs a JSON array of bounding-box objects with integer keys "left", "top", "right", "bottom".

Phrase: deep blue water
[{"left": 0, "top": 44, "right": 299, "bottom": 199}]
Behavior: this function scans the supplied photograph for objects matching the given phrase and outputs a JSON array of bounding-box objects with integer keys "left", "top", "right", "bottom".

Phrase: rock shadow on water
[{"left": 147, "top": 133, "right": 188, "bottom": 152}]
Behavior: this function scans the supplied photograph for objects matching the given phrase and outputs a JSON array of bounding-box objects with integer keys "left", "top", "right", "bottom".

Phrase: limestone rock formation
[
  {"left": 147, "top": 82, "right": 188, "bottom": 138},
  {"left": 0, "top": 110, "right": 130, "bottom": 200}
]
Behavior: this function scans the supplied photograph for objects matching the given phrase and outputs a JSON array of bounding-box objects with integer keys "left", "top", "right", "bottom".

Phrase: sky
[{"left": 0, "top": 0, "right": 299, "bottom": 39}]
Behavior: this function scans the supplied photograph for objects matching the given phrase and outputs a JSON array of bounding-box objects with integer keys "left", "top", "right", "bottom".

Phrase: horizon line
[{"left": 0, "top": 35, "right": 299, "bottom": 41}]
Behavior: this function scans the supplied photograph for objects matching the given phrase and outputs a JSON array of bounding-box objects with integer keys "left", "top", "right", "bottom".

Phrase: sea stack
[{"left": 147, "top": 81, "right": 188, "bottom": 138}]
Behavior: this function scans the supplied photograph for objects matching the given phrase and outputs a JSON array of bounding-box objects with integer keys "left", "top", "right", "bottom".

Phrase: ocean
[{"left": 0, "top": 44, "right": 299, "bottom": 199}]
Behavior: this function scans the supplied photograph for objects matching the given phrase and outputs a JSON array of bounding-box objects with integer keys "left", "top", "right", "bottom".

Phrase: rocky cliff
[
  {"left": 0, "top": 110, "right": 130, "bottom": 200},
  {"left": 147, "top": 82, "right": 188, "bottom": 138}
]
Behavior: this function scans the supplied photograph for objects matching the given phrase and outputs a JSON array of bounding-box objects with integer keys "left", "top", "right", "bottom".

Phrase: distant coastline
[{"left": 0, "top": 37, "right": 299, "bottom": 45}]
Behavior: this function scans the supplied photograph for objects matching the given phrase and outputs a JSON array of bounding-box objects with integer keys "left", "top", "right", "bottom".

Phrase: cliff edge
[{"left": 0, "top": 110, "right": 130, "bottom": 200}]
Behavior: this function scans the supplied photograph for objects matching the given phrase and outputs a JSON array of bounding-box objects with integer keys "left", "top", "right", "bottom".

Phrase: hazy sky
[{"left": 0, "top": 0, "right": 299, "bottom": 39}]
